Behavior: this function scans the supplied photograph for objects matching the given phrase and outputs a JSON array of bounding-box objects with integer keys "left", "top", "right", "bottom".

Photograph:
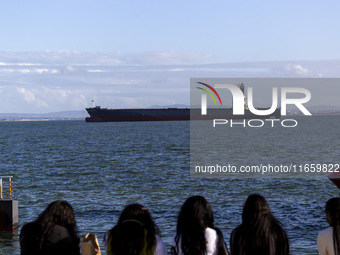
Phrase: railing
[{"left": 0, "top": 176, "right": 13, "bottom": 200}]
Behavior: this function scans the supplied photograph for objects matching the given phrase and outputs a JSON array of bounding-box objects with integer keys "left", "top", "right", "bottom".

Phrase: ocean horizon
[{"left": 0, "top": 116, "right": 339, "bottom": 254}]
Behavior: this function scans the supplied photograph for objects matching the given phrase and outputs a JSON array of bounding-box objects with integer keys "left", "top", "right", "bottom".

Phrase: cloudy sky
[{"left": 1, "top": 0, "right": 339, "bottom": 113}]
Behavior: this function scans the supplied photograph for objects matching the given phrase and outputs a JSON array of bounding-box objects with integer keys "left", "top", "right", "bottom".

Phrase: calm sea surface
[{"left": 0, "top": 116, "right": 339, "bottom": 255}]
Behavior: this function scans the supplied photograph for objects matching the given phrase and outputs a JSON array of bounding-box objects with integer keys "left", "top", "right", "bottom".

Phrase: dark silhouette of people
[
  {"left": 105, "top": 203, "right": 167, "bottom": 255},
  {"left": 20, "top": 200, "right": 80, "bottom": 255},
  {"left": 172, "top": 195, "right": 228, "bottom": 255},
  {"left": 317, "top": 197, "right": 340, "bottom": 255},
  {"left": 230, "top": 194, "right": 289, "bottom": 255}
]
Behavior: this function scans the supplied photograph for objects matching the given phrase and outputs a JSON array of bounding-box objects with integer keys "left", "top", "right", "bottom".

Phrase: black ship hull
[{"left": 85, "top": 107, "right": 281, "bottom": 122}]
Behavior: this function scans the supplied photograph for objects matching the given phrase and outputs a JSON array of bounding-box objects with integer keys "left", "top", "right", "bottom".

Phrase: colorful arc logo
[{"left": 196, "top": 82, "right": 223, "bottom": 106}]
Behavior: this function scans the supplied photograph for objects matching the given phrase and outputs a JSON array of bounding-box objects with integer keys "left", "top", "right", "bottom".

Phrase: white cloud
[
  {"left": 16, "top": 87, "right": 48, "bottom": 108},
  {"left": 0, "top": 62, "right": 39, "bottom": 66},
  {"left": 16, "top": 87, "right": 36, "bottom": 102},
  {"left": 72, "top": 94, "right": 87, "bottom": 108},
  {"left": 50, "top": 69, "right": 60, "bottom": 74},
  {"left": 0, "top": 50, "right": 212, "bottom": 66},
  {"left": 18, "top": 63, "right": 41, "bottom": 66},
  {"left": 285, "top": 64, "right": 310, "bottom": 76},
  {"left": 0, "top": 51, "right": 339, "bottom": 113},
  {"left": 130, "top": 50, "right": 213, "bottom": 65},
  {"left": 0, "top": 67, "right": 58, "bottom": 74},
  {"left": 88, "top": 69, "right": 103, "bottom": 73},
  {"left": 65, "top": 65, "right": 78, "bottom": 73},
  {"left": 169, "top": 68, "right": 185, "bottom": 72},
  {"left": 122, "top": 97, "right": 139, "bottom": 108},
  {"left": 35, "top": 69, "right": 49, "bottom": 73}
]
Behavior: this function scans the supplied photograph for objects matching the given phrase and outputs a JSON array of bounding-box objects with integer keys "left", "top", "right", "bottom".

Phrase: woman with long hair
[
  {"left": 230, "top": 194, "right": 289, "bottom": 255},
  {"left": 20, "top": 200, "right": 80, "bottom": 255},
  {"left": 172, "top": 195, "right": 228, "bottom": 255},
  {"left": 317, "top": 197, "right": 340, "bottom": 255},
  {"left": 105, "top": 203, "right": 167, "bottom": 255}
]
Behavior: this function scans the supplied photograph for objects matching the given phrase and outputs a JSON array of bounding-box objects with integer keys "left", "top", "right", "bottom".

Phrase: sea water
[{"left": 0, "top": 116, "right": 339, "bottom": 254}]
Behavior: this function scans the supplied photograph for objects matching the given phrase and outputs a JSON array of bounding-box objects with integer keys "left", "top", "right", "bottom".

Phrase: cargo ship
[
  {"left": 85, "top": 103, "right": 281, "bottom": 122},
  {"left": 86, "top": 106, "right": 191, "bottom": 122}
]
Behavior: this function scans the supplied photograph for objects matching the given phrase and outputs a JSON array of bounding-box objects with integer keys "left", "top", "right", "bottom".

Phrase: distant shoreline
[
  {"left": 1, "top": 111, "right": 339, "bottom": 122},
  {"left": 0, "top": 118, "right": 84, "bottom": 122}
]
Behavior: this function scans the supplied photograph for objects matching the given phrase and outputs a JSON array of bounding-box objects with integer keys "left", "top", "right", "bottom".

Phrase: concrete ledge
[{"left": 0, "top": 200, "right": 19, "bottom": 230}]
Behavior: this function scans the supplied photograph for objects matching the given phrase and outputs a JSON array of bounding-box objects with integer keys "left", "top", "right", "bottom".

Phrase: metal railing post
[
  {"left": 0, "top": 176, "right": 19, "bottom": 230},
  {"left": 9, "top": 177, "right": 12, "bottom": 200},
  {"left": 0, "top": 176, "right": 13, "bottom": 200},
  {"left": 0, "top": 177, "right": 2, "bottom": 200}
]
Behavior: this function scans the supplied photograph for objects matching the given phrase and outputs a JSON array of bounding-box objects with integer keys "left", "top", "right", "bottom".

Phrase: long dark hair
[
  {"left": 108, "top": 203, "right": 159, "bottom": 255},
  {"left": 325, "top": 197, "right": 340, "bottom": 255},
  {"left": 174, "top": 195, "right": 214, "bottom": 255},
  {"left": 230, "top": 194, "right": 289, "bottom": 255},
  {"left": 33, "top": 200, "right": 79, "bottom": 253}
]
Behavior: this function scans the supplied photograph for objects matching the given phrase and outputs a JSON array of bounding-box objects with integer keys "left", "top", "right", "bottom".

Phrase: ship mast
[
  {"left": 92, "top": 98, "right": 95, "bottom": 108},
  {"left": 238, "top": 83, "right": 248, "bottom": 110}
]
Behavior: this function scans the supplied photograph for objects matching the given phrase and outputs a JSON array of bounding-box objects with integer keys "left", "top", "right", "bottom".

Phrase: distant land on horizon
[
  {"left": 0, "top": 104, "right": 339, "bottom": 121},
  {"left": 0, "top": 110, "right": 88, "bottom": 121}
]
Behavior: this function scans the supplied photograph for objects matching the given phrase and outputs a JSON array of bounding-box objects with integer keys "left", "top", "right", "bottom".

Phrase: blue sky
[{"left": 0, "top": 1, "right": 340, "bottom": 113}]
